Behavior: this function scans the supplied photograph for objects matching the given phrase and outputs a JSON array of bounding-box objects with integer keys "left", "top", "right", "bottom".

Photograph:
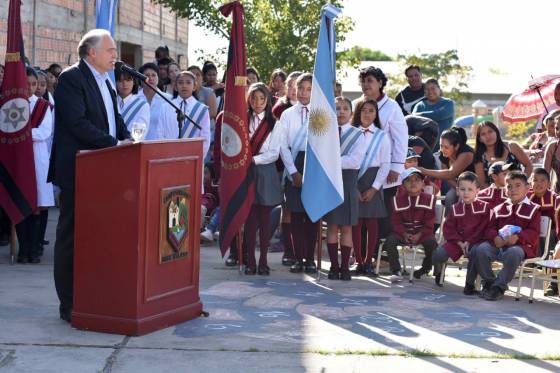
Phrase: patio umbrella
[{"left": 502, "top": 75, "right": 560, "bottom": 122}]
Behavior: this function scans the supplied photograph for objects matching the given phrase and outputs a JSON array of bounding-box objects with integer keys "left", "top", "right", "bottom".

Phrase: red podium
[{"left": 72, "top": 139, "right": 204, "bottom": 336}]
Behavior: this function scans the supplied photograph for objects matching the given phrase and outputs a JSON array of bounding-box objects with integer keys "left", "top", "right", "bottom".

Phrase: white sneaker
[
  {"left": 200, "top": 229, "right": 214, "bottom": 242},
  {"left": 390, "top": 271, "right": 403, "bottom": 283}
]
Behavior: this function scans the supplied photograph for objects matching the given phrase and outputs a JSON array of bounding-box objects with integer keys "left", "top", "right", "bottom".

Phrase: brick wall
[{"left": 0, "top": 0, "right": 188, "bottom": 69}]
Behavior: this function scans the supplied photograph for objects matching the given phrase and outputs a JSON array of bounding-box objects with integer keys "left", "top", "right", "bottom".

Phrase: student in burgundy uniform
[
  {"left": 279, "top": 73, "right": 318, "bottom": 274},
  {"left": 432, "top": 172, "right": 491, "bottom": 285},
  {"left": 325, "top": 97, "right": 366, "bottom": 281},
  {"left": 271, "top": 71, "right": 302, "bottom": 266},
  {"left": 527, "top": 167, "right": 559, "bottom": 257},
  {"left": 466, "top": 171, "right": 541, "bottom": 300},
  {"left": 382, "top": 168, "right": 437, "bottom": 282},
  {"left": 477, "top": 161, "right": 509, "bottom": 209},
  {"left": 243, "top": 83, "right": 283, "bottom": 275},
  {"left": 351, "top": 99, "right": 391, "bottom": 277}
]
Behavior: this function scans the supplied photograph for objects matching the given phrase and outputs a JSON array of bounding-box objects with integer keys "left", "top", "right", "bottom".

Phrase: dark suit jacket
[{"left": 48, "top": 59, "right": 130, "bottom": 189}]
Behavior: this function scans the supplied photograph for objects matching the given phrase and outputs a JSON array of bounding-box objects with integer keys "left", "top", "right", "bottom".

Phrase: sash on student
[
  {"left": 179, "top": 100, "right": 208, "bottom": 139},
  {"left": 30, "top": 98, "right": 50, "bottom": 129},
  {"left": 359, "top": 129, "right": 385, "bottom": 178},
  {"left": 249, "top": 118, "right": 273, "bottom": 156},
  {"left": 284, "top": 120, "right": 308, "bottom": 182},
  {"left": 121, "top": 96, "right": 147, "bottom": 127},
  {"left": 340, "top": 127, "right": 361, "bottom": 156}
]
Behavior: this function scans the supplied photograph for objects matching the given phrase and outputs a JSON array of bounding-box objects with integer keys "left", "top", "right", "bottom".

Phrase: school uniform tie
[{"left": 362, "top": 128, "right": 373, "bottom": 135}]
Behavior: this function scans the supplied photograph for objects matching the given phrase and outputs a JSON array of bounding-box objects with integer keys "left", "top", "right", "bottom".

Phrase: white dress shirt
[
  {"left": 339, "top": 123, "right": 366, "bottom": 170},
  {"left": 83, "top": 59, "right": 116, "bottom": 138},
  {"left": 250, "top": 112, "right": 281, "bottom": 165},
  {"left": 279, "top": 102, "right": 309, "bottom": 175},
  {"left": 117, "top": 93, "right": 151, "bottom": 140},
  {"left": 353, "top": 94, "right": 408, "bottom": 188},
  {"left": 138, "top": 89, "right": 172, "bottom": 140},
  {"left": 360, "top": 125, "right": 392, "bottom": 191},
  {"left": 160, "top": 95, "right": 211, "bottom": 158}
]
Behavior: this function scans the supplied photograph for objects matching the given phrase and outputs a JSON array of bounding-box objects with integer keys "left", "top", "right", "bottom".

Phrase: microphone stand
[{"left": 141, "top": 80, "right": 201, "bottom": 139}]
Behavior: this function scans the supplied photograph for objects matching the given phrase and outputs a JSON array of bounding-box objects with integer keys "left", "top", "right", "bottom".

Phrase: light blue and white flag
[
  {"left": 301, "top": 4, "right": 343, "bottom": 222},
  {"left": 96, "top": 0, "right": 119, "bottom": 81},
  {"left": 96, "top": 0, "right": 119, "bottom": 36}
]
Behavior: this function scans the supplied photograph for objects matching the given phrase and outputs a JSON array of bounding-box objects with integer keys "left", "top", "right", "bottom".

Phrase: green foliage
[
  {"left": 155, "top": 0, "right": 356, "bottom": 80},
  {"left": 506, "top": 121, "right": 534, "bottom": 141},
  {"left": 386, "top": 49, "right": 473, "bottom": 104},
  {"left": 338, "top": 46, "right": 392, "bottom": 62}
]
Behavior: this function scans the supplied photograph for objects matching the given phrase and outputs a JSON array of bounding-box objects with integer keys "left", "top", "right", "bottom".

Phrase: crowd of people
[{"left": 3, "top": 29, "right": 560, "bottom": 317}]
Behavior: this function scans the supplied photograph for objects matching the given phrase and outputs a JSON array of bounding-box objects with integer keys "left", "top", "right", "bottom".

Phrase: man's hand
[
  {"left": 362, "top": 188, "right": 377, "bottom": 202},
  {"left": 409, "top": 232, "right": 422, "bottom": 244},
  {"left": 386, "top": 170, "right": 399, "bottom": 184},
  {"left": 494, "top": 236, "right": 506, "bottom": 248},
  {"left": 291, "top": 172, "right": 303, "bottom": 188}
]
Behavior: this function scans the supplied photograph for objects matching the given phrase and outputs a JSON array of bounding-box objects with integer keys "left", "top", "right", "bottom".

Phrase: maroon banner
[
  {"left": 218, "top": 1, "right": 254, "bottom": 257},
  {"left": 0, "top": 0, "right": 37, "bottom": 224}
]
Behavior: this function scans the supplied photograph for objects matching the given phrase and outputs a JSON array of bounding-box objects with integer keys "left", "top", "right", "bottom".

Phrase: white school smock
[{"left": 29, "top": 95, "right": 55, "bottom": 207}]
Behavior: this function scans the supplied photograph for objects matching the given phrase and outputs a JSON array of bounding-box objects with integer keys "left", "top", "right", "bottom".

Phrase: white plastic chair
[{"left": 515, "top": 216, "right": 553, "bottom": 302}]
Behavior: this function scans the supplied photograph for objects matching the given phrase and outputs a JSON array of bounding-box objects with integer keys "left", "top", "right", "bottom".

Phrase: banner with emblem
[
  {"left": 301, "top": 4, "right": 344, "bottom": 222},
  {"left": 218, "top": 1, "right": 254, "bottom": 257},
  {"left": 0, "top": 0, "right": 37, "bottom": 225}
]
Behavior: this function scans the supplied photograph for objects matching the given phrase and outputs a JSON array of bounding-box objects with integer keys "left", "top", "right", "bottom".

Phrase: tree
[
  {"left": 155, "top": 0, "right": 356, "bottom": 80},
  {"left": 387, "top": 49, "right": 473, "bottom": 103},
  {"left": 339, "top": 46, "right": 392, "bottom": 62}
]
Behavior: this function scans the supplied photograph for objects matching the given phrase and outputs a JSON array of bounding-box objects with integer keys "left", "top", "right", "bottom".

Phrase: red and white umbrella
[{"left": 502, "top": 75, "right": 560, "bottom": 123}]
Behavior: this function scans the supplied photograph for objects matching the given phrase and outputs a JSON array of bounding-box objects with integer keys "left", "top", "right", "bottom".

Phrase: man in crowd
[{"left": 395, "top": 65, "right": 425, "bottom": 116}]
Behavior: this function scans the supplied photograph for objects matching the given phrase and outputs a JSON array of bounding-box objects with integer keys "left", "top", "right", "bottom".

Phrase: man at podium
[{"left": 47, "top": 29, "right": 131, "bottom": 323}]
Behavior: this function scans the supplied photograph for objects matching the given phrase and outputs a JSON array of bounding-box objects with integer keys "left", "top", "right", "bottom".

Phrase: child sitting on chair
[
  {"left": 402, "top": 148, "right": 439, "bottom": 196},
  {"left": 432, "top": 172, "right": 491, "bottom": 286},
  {"left": 477, "top": 161, "right": 509, "bottom": 209},
  {"left": 466, "top": 171, "right": 540, "bottom": 301},
  {"left": 382, "top": 167, "right": 437, "bottom": 282}
]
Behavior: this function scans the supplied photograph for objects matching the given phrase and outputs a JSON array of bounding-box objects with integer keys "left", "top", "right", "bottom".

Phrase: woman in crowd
[
  {"left": 203, "top": 61, "right": 224, "bottom": 112},
  {"left": 272, "top": 71, "right": 301, "bottom": 120},
  {"left": 543, "top": 110, "right": 560, "bottom": 192},
  {"left": 412, "top": 78, "right": 455, "bottom": 150},
  {"left": 247, "top": 67, "right": 260, "bottom": 86},
  {"left": 473, "top": 121, "right": 532, "bottom": 188},
  {"left": 187, "top": 65, "right": 218, "bottom": 121},
  {"left": 243, "top": 83, "right": 283, "bottom": 275},
  {"left": 268, "top": 69, "right": 287, "bottom": 98},
  {"left": 417, "top": 127, "right": 474, "bottom": 209},
  {"left": 116, "top": 68, "right": 150, "bottom": 140},
  {"left": 46, "top": 63, "right": 62, "bottom": 95},
  {"left": 137, "top": 62, "right": 171, "bottom": 140},
  {"left": 163, "top": 62, "right": 181, "bottom": 97},
  {"left": 35, "top": 70, "right": 54, "bottom": 105},
  {"left": 525, "top": 110, "right": 560, "bottom": 163}
]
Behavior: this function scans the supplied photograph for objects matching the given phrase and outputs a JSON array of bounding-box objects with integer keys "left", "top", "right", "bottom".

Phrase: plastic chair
[
  {"left": 527, "top": 259, "right": 560, "bottom": 303},
  {"left": 515, "top": 216, "right": 552, "bottom": 302}
]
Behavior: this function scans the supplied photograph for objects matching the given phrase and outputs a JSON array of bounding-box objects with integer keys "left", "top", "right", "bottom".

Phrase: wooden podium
[{"left": 72, "top": 139, "right": 204, "bottom": 336}]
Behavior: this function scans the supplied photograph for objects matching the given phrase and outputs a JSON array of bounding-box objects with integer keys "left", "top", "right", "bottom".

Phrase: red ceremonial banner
[
  {"left": 218, "top": 1, "right": 255, "bottom": 257},
  {"left": 0, "top": 0, "right": 37, "bottom": 224}
]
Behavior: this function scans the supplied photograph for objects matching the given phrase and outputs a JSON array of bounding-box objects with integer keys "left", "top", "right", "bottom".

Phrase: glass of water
[{"left": 130, "top": 122, "right": 146, "bottom": 143}]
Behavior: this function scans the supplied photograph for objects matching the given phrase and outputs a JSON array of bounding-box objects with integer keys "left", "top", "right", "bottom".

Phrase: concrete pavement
[{"left": 1, "top": 208, "right": 560, "bottom": 372}]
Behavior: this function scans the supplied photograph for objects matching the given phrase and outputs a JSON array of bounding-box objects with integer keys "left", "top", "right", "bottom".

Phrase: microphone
[{"left": 114, "top": 61, "right": 147, "bottom": 82}]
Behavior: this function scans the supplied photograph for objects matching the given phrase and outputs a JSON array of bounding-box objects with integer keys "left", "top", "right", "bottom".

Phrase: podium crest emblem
[{"left": 160, "top": 187, "right": 190, "bottom": 263}]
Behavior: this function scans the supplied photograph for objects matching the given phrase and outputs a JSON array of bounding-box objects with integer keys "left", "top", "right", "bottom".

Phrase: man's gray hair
[{"left": 78, "top": 29, "right": 111, "bottom": 59}]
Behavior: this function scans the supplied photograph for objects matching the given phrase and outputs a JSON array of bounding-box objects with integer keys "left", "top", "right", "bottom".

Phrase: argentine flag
[
  {"left": 96, "top": 0, "right": 119, "bottom": 36},
  {"left": 301, "top": 4, "right": 344, "bottom": 222}
]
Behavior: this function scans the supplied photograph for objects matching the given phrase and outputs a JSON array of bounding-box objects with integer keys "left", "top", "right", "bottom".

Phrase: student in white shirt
[
  {"left": 137, "top": 63, "right": 170, "bottom": 141},
  {"left": 279, "top": 73, "right": 318, "bottom": 274},
  {"left": 243, "top": 83, "right": 283, "bottom": 276},
  {"left": 159, "top": 71, "right": 211, "bottom": 159},
  {"left": 116, "top": 69, "right": 150, "bottom": 140},
  {"left": 351, "top": 99, "right": 392, "bottom": 276},
  {"left": 325, "top": 97, "right": 366, "bottom": 281}
]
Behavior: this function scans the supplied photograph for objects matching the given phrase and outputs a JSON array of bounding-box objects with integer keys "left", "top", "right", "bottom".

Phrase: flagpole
[
  {"left": 9, "top": 224, "right": 17, "bottom": 265},
  {"left": 237, "top": 228, "right": 243, "bottom": 274},
  {"left": 316, "top": 219, "right": 323, "bottom": 281}
]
